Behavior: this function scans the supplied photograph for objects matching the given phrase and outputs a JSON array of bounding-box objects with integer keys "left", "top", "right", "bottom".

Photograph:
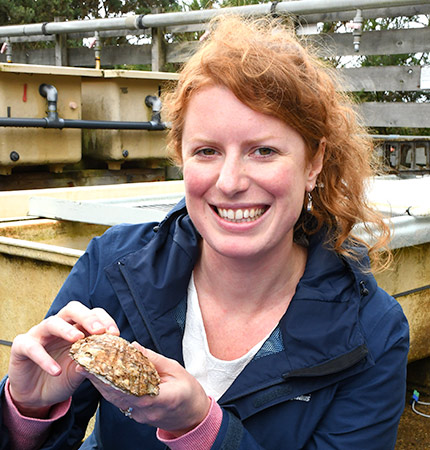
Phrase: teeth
[{"left": 217, "top": 207, "right": 266, "bottom": 222}]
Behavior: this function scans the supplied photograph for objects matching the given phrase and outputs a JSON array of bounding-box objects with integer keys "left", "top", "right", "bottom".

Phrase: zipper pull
[{"left": 359, "top": 280, "right": 369, "bottom": 297}]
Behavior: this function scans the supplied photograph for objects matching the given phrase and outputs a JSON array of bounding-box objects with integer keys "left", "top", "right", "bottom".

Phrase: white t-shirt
[{"left": 183, "top": 274, "right": 274, "bottom": 401}]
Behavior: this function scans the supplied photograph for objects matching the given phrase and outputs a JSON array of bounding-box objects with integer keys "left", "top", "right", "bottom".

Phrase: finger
[
  {"left": 57, "top": 301, "right": 120, "bottom": 336},
  {"left": 11, "top": 334, "right": 62, "bottom": 376},
  {"left": 28, "top": 315, "right": 85, "bottom": 345}
]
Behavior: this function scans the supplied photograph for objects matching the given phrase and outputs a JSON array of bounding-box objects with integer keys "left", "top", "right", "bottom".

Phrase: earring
[{"left": 306, "top": 192, "right": 313, "bottom": 212}]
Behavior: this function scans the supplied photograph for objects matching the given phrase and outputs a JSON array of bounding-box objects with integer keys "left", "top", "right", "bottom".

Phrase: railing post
[
  {"left": 151, "top": 8, "right": 166, "bottom": 72},
  {"left": 54, "top": 17, "right": 68, "bottom": 66}
]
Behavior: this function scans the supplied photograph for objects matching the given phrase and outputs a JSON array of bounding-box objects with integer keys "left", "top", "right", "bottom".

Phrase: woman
[{"left": 1, "top": 15, "right": 408, "bottom": 449}]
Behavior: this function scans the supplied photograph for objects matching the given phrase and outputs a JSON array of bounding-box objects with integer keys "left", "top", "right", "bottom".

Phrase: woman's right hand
[{"left": 7, "top": 301, "right": 120, "bottom": 418}]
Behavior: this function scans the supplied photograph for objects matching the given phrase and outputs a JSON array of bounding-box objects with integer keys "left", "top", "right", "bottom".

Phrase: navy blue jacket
[{"left": 0, "top": 199, "right": 409, "bottom": 449}]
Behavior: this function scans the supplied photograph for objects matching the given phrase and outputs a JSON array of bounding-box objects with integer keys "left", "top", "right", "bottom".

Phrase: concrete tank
[
  {"left": 0, "top": 63, "right": 98, "bottom": 175},
  {"left": 81, "top": 69, "right": 179, "bottom": 170}
]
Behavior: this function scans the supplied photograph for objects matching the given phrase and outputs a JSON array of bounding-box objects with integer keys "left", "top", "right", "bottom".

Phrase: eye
[
  {"left": 254, "top": 147, "right": 275, "bottom": 157},
  {"left": 196, "top": 148, "right": 218, "bottom": 156}
]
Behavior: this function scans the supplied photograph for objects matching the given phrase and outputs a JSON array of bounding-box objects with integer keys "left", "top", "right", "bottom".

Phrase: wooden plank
[
  {"left": 166, "top": 40, "right": 200, "bottom": 64},
  {"left": 0, "top": 62, "right": 102, "bottom": 76},
  {"left": 309, "top": 27, "right": 430, "bottom": 57},
  {"left": 54, "top": 17, "right": 68, "bottom": 67},
  {"left": 0, "top": 48, "right": 55, "bottom": 65},
  {"left": 151, "top": 27, "right": 166, "bottom": 72},
  {"left": 300, "top": 4, "right": 430, "bottom": 23},
  {"left": 167, "top": 23, "right": 208, "bottom": 34},
  {"left": 67, "top": 45, "right": 152, "bottom": 67},
  {"left": 2, "top": 27, "right": 429, "bottom": 66},
  {"left": 341, "top": 65, "right": 422, "bottom": 92},
  {"left": 358, "top": 102, "right": 430, "bottom": 128}
]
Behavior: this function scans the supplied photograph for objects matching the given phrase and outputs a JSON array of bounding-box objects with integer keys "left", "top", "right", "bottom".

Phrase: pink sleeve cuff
[
  {"left": 157, "top": 396, "right": 222, "bottom": 450},
  {"left": 3, "top": 378, "right": 71, "bottom": 450}
]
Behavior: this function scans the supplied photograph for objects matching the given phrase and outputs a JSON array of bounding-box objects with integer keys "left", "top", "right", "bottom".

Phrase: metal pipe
[
  {"left": 0, "top": 17, "right": 134, "bottom": 38},
  {"left": 145, "top": 95, "right": 162, "bottom": 123},
  {"left": 352, "top": 9, "right": 363, "bottom": 52},
  {"left": 0, "top": 117, "right": 166, "bottom": 130},
  {"left": 94, "top": 31, "right": 101, "bottom": 69},
  {"left": 0, "top": 85, "right": 166, "bottom": 130},
  {"left": 39, "top": 83, "right": 59, "bottom": 122},
  {"left": 138, "top": 0, "right": 428, "bottom": 28},
  {"left": 0, "top": 0, "right": 427, "bottom": 37},
  {"left": 5, "top": 37, "right": 12, "bottom": 62}
]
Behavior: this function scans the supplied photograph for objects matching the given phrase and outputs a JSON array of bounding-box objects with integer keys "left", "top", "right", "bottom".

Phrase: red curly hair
[{"left": 163, "top": 15, "right": 390, "bottom": 269}]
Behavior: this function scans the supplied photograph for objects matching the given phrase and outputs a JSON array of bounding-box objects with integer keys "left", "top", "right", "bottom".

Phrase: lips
[{"left": 216, "top": 206, "right": 268, "bottom": 223}]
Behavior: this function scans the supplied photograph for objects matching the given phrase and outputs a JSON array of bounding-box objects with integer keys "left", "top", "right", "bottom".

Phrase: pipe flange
[
  {"left": 270, "top": 1, "right": 279, "bottom": 18},
  {"left": 136, "top": 15, "right": 147, "bottom": 30},
  {"left": 41, "top": 22, "right": 51, "bottom": 36}
]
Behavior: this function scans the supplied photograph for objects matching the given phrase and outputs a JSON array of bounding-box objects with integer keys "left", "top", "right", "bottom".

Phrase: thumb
[
  {"left": 69, "top": 362, "right": 90, "bottom": 388},
  {"left": 131, "top": 343, "right": 174, "bottom": 374}
]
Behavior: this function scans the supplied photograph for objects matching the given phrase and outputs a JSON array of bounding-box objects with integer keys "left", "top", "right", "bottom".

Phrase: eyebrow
[{"left": 184, "top": 134, "right": 284, "bottom": 146}]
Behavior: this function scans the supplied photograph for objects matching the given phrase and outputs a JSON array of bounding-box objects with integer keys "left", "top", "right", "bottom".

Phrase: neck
[{"left": 194, "top": 240, "right": 307, "bottom": 315}]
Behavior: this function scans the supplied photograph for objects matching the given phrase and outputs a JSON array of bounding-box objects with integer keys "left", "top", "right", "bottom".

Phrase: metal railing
[{"left": 0, "top": 0, "right": 427, "bottom": 38}]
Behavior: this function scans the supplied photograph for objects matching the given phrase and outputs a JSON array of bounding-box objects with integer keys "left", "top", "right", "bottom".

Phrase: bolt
[
  {"left": 10, "top": 151, "right": 20, "bottom": 162},
  {"left": 122, "top": 149, "right": 129, "bottom": 158}
]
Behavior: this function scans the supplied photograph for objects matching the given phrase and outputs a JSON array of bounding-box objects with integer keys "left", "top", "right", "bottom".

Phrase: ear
[{"left": 306, "top": 138, "right": 325, "bottom": 191}]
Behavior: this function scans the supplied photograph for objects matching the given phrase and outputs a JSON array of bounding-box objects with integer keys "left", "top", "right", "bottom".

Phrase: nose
[{"left": 215, "top": 153, "right": 249, "bottom": 196}]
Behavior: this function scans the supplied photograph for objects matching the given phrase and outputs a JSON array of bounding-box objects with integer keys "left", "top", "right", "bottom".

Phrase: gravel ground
[{"left": 396, "top": 389, "right": 430, "bottom": 449}]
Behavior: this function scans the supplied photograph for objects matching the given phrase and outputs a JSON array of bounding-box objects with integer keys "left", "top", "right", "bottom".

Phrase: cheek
[
  {"left": 183, "top": 163, "right": 213, "bottom": 202},
  {"left": 264, "top": 165, "right": 306, "bottom": 196}
]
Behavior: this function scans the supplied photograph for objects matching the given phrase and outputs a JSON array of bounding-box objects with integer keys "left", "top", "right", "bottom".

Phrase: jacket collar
[{"left": 105, "top": 198, "right": 198, "bottom": 361}]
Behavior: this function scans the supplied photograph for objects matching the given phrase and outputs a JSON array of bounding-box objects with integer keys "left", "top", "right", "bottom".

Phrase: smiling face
[{"left": 181, "top": 85, "right": 323, "bottom": 262}]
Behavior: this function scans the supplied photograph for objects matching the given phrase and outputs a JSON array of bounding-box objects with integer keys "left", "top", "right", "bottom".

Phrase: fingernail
[
  {"left": 68, "top": 329, "right": 83, "bottom": 339},
  {"left": 92, "top": 321, "right": 104, "bottom": 332},
  {"left": 76, "top": 365, "right": 86, "bottom": 375},
  {"left": 51, "top": 365, "right": 61, "bottom": 376}
]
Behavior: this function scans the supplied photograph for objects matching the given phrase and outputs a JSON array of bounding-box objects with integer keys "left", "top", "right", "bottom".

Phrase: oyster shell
[{"left": 69, "top": 333, "right": 160, "bottom": 397}]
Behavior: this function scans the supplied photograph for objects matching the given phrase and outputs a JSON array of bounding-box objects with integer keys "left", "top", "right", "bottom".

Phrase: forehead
[{"left": 183, "top": 86, "right": 287, "bottom": 134}]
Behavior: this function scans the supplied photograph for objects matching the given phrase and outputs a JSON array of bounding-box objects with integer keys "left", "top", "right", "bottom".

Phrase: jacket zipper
[
  {"left": 117, "top": 260, "right": 163, "bottom": 354},
  {"left": 282, "top": 343, "right": 368, "bottom": 379}
]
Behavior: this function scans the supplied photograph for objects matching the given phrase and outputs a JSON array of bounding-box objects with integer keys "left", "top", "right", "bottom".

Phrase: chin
[{"left": 206, "top": 237, "right": 268, "bottom": 260}]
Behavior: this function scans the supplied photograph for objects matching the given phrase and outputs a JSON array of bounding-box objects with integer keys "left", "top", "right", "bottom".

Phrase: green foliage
[
  {"left": 0, "top": 0, "right": 181, "bottom": 26},
  {"left": 0, "top": 0, "right": 76, "bottom": 25}
]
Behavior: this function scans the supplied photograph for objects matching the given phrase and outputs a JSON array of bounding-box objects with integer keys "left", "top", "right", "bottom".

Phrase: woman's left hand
[{"left": 81, "top": 343, "right": 211, "bottom": 436}]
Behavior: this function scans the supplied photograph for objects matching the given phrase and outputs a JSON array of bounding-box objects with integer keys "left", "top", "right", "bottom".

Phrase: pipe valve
[
  {"left": 352, "top": 9, "right": 363, "bottom": 53},
  {"left": 39, "top": 83, "right": 64, "bottom": 128},
  {"left": 145, "top": 95, "right": 162, "bottom": 125}
]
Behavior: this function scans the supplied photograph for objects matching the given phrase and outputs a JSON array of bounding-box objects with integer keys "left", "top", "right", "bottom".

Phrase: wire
[
  {"left": 412, "top": 401, "right": 430, "bottom": 418},
  {"left": 410, "top": 390, "right": 430, "bottom": 418}
]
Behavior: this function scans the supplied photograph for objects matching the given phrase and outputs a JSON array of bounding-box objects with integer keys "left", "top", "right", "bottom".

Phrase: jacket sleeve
[
  {"left": 212, "top": 409, "right": 265, "bottom": 450},
  {"left": 305, "top": 300, "right": 409, "bottom": 450},
  {"left": 0, "top": 236, "right": 105, "bottom": 450}
]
